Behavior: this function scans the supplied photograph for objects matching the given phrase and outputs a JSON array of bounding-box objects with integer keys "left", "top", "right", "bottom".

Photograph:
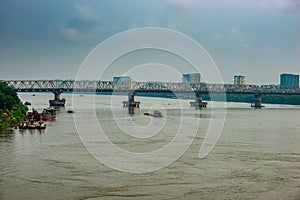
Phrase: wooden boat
[
  {"left": 36, "top": 121, "right": 46, "bottom": 129},
  {"left": 19, "top": 121, "right": 27, "bottom": 129},
  {"left": 27, "top": 122, "right": 36, "bottom": 129}
]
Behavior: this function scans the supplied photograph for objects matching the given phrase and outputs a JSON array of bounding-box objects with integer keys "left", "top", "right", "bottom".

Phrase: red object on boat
[{"left": 41, "top": 108, "right": 56, "bottom": 120}]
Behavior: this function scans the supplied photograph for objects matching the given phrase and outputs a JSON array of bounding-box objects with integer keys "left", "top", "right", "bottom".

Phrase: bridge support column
[
  {"left": 49, "top": 90, "right": 66, "bottom": 107},
  {"left": 128, "top": 93, "right": 135, "bottom": 106},
  {"left": 54, "top": 92, "right": 61, "bottom": 101},
  {"left": 122, "top": 92, "right": 140, "bottom": 108},
  {"left": 190, "top": 93, "right": 208, "bottom": 109},
  {"left": 251, "top": 93, "right": 264, "bottom": 109}
]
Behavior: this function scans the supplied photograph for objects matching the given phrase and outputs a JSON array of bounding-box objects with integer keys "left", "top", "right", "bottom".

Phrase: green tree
[{"left": 0, "top": 82, "right": 27, "bottom": 132}]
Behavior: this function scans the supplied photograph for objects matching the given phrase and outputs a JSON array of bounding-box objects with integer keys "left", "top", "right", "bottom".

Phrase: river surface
[{"left": 0, "top": 93, "right": 300, "bottom": 200}]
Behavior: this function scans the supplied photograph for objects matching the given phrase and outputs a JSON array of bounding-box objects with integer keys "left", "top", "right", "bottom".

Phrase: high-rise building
[
  {"left": 280, "top": 73, "right": 299, "bottom": 88},
  {"left": 234, "top": 75, "right": 245, "bottom": 86},
  {"left": 182, "top": 73, "right": 201, "bottom": 84}
]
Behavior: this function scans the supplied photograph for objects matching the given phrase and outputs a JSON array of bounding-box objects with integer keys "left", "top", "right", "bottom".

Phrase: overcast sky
[{"left": 0, "top": 0, "right": 299, "bottom": 84}]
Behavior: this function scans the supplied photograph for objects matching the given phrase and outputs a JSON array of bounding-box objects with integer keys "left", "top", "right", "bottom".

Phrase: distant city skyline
[{"left": 0, "top": 0, "right": 299, "bottom": 84}]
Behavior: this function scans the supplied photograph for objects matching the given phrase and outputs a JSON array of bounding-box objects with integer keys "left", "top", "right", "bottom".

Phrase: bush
[{"left": 0, "top": 82, "right": 27, "bottom": 132}]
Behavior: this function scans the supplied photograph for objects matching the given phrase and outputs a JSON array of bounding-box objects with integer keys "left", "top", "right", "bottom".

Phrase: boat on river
[
  {"left": 36, "top": 121, "right": 46, "bottom": 129},
  {"left": 41, "top": 108, "right": 56, "bottom": 120},
  {"left": 26, "top": 109, "right": 40, "bottom": 120},
  {"left": 27, "top": 120, "right": 36, "bottom": 129},
  {"left": 26, "top": 108, "right": 56, "bottom": 121},
  {"left": 19, "top": 121, "right": 27, "bottom": 129},
  {"left": 24, "top": 101, "right": 31, "bottom": 106},
  {"left": 144, "top": 111, "right": 163, "bottom": 118},
  {"left": 49, "top": 98, "right": 65, "bottom": 107}
]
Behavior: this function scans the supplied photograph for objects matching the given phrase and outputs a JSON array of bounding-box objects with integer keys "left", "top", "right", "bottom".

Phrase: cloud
[
  {"left": 258, "top": 0, "right": 271, "bottom": 11},
  {"left": 59, "top": 25, "right": 98, "bottom": 41},
  {"left": 166, "top": 0, "right": 197, "bottom": 12},
  {"left": 217, "top": 0, "right": 300, "bottom": 13},
  {"left": 211, "top": 32, "right": 224, "bottom": 41},
  {"left": 173, "top": 0, "right": 195, "bottom": 9},
  {"left": 59, "top": 27, "right": 80, "bottom": 41},
  {"left": 276, "top": 0, "right": 300, "bottom": 12},
  {"left": 256, "top": 0, "right": 300, "bottom": 12},
  {"left": 211, "top": 27, "right": 250, "bottom": 48},
  {"left": 75, "top": 3, "right": 99, "bottom": 22},
  {"left": 230, "top": 26, "right": 251, "bottom": 48},
  {"left": 58, "top": 3, "right": 106, "bottom": 41}
]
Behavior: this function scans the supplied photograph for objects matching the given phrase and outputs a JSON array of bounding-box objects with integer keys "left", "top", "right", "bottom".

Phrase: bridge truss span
[{"left": 2, "top": 80, "right": 300, "bottom": 95}]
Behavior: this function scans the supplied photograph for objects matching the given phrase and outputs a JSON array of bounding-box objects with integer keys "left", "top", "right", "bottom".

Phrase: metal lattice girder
[
  {"left": 2, "top": 80, "right": 300, "bottom": 95},
  {"left": 97, "top": 81, "right": 114, "bottom": 89}
]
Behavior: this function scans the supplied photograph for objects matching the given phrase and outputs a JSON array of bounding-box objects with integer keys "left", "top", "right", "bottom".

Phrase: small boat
[
  {"left": 24, "top": 101, "right": 31, "bottom": 106},
  {"left": 27, "top": 120, "right": 36, "bottom": 129},
  {"left": 36, "top": 121, "right": 46, "bottom": 129},
  {"left": 67, "top": 110, "right": 74, "bottom": 113},
  {"left": 49, "top": 98, "right": 65, "bottom": 107},
  {"left": 26, "top": 109, "right": 40, "bottom": 121},
  {"left": 41, "top": 108, "right": 56, "bottom": 120},
  {"left": 144, "top": 111, "right": 163, "bottom": 118},
  {"left": 28, "top": 124, "right": 36, "bottom": 129},
  {"left": 32, "top": 94, "right": 36, "bottom": 96},
  {"left": 19, "top": 121, "right": 27, "bottom": 129}
]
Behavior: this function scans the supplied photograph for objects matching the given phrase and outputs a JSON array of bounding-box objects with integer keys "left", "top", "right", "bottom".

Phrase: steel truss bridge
[{"left": 2, "top": 79, "right": 300, "bottom": 95}]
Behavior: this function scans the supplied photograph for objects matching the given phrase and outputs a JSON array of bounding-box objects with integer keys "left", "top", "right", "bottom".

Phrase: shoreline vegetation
[
  {"left": 0, "top": 82, "right": 28, "bottom": 133},
  {"left": 67, "top": 91, "right": 300, "bottom": 105},
  {"left": 128, "top": 92, "right": 300, "bottom": 105}
]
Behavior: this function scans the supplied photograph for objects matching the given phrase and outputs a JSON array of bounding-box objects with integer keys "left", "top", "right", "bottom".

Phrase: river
[{"left": 0, "top": 93, "right": 300, "bottom": 200}]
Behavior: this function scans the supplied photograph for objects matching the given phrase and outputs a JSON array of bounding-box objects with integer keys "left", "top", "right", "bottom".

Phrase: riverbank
[
  {"left": 66, "top": 91, "right": 300, "bottom": 105},
  {"left": 131, "top": 92, "right": 300, "bottom": 105},
  {"left": 0, "top": 107, "right": 27, "bottom": 132},
  {"left": 0, "top": 82, "right": 28, "bottom": 132}
]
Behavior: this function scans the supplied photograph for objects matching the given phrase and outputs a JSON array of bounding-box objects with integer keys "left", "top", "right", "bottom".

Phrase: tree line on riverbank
[
  {"left": 136, "top": 92, "right": 300, "bottom": 105},
  {"left": 0, "top": 82, "right": 28, "bottom": 132},
  {"left": 202, "top": 94, "right": 300, "bottom": 105}
]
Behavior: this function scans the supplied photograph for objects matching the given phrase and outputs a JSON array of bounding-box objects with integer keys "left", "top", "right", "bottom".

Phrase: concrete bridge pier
[
  {"left": 128, "top": 92, "right": 135, "bottom": 106},
  {"left": 190, "top": 93, "right": 208, "bottom": 109},
  {"left": 122, "top": 92, "right": 140, "bottom": 108},
  {"left": 54, "top": 91, "right": 61, "bottom": 101},
  {"left": 128, "top": 106, "right": 134, "bottom": 115},
  {"left": 251, "top": 93, "right": 264, "bottom": 109},
  {"left": 49, "top": 90, "right": 66, "bottom": 107}
]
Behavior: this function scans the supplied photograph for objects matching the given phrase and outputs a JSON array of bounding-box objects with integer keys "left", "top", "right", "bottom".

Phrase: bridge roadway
[{"left": 2, "top": 79, "right": 300, "bottom": 95}]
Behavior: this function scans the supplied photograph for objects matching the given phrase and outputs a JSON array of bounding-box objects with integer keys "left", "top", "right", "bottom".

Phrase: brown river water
[{"left": 0, "top": 93, "right": 300, "bottom": 200}]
